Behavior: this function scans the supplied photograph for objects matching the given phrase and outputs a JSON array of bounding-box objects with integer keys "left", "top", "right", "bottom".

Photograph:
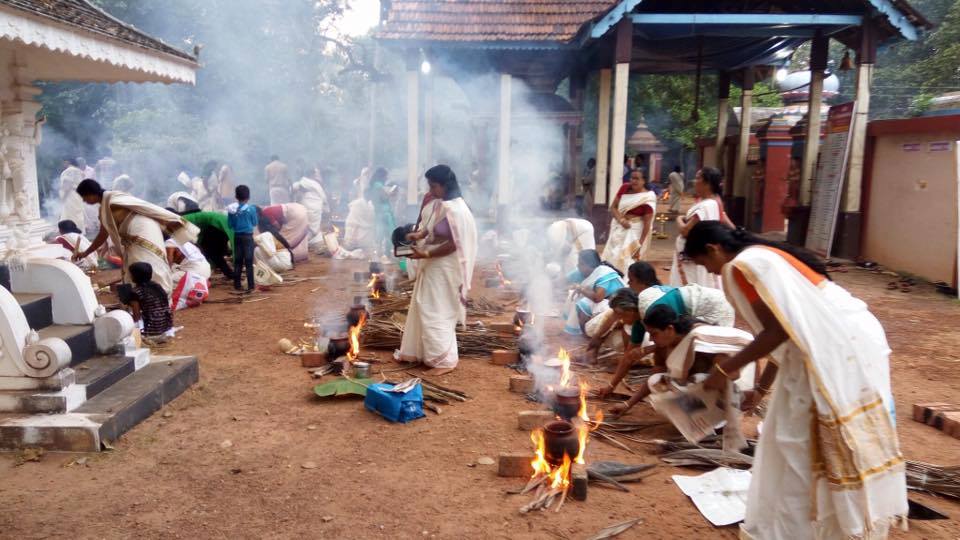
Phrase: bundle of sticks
[
  {"left": 361, "top": 314, "right": 516, "bottom": 355},
  {"left": 384, "top": 373, "right": 470, "bottom": 415},
  {"left": 907, "top": 460, "right": 960, "bottom": 499},
  {"left": 368, "top": 292, "right": 504, "bottom": 318},
  {"left": 587, "top": 419, "right": 671, "bottom": 454},
  {"left": 518, "top": 476, "right": 569, "bottom": 514}
]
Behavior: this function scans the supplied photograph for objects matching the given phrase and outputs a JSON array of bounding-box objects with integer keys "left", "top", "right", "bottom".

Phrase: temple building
[{"left": 377, "top": 0, "right": 930, "bottom": 254}]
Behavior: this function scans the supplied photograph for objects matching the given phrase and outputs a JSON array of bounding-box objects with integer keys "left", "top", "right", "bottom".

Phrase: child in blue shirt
[{"left": 227, "top": 185, "right": 258, "bottom": 291}]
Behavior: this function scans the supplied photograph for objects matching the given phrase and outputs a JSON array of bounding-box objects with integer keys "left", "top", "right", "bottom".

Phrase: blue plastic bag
[{"left": 363, "top": 382, "right": 425, "bottom": 423}]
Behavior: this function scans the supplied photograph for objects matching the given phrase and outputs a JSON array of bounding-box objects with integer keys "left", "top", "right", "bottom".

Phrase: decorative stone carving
[
  {"left": 22, "top": 330, "right": 71, "bottom": 378},
  {"left": 10, "top": 258, "right": 98, "bottom": 325},
  {"left": 94, "top": 310, "right": 135, "bottom": 354}
]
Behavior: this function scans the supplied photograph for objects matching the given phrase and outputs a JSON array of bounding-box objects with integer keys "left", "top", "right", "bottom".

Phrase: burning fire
[
  {"left": 367, "top": 273, "right": 383, "bottom": 300},
  {"left": 346, "top": 311, "right": 366, "bottom": 361},
  {"left": 529, "top": 429, "right": 572, "bottom": 491},
  {"left": 495, "top": 261, "right": 512, "bottom": 287}
]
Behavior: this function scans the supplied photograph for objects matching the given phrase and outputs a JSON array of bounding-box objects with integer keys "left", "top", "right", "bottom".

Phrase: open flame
[
  {"left": 529, "top": 429, "right": 572, "bottom": 491},
  {"left": 495, "top": 261, "right": 512, "bottom": 287},
  {"left": 575, "top": 381, "right": 602, "bottom": 464},
  {"left": 367, "top": 273, "right": 383, "bottom": 300},
  {"left": 346, "top": 311, "right": 366, "bottom": 361}
]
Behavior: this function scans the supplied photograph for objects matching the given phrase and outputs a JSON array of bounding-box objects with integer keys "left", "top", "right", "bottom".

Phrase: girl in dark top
[{"left": 127, "top": 262, "right": 173, "bottom": 337}]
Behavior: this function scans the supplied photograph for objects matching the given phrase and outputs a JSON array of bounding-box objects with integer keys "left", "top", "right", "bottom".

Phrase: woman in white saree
[
  {"left": 670, "top": 167, "right": 732, "bottom": 289},
  {"left": 399, "top": 165, "right": 478, "bottom": 376},
  {"left": 75, "top": 179, "right": 198, "bottom": 295},
  {"left": 685, "top": 222, "right": 905, "bottom": 540},
  {"left": 602, "top": 168, "right": 657, "bottom": 273},
  {"left": 292, "top": 168, "right": 330, "bottom": 249}
]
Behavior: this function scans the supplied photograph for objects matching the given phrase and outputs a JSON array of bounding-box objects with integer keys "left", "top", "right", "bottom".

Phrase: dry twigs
[
  {"left": 362, "top": 314, "right": 515, "bottom": 355},
  {"left": 906, "top": 461, "right": 960, "bottom": 499},
  {"left": 586, "top": 517, "right": 644, "bottom": 540}
]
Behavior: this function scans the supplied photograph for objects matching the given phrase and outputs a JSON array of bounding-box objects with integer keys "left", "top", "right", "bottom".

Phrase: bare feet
[{"left": 424, "top": 367, "right": 454, "bottom": 377}]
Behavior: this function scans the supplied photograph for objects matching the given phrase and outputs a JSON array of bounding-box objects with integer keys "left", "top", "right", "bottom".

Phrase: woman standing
[
  {"left": 684, "top": 221, "right": 905, "bottom": 540},
  {"left": 563, "top": 249, "right": 626, "bottom": 335},
  {"left": 399, "top": 165, "right": 478, "bottom": 376},
  {"left": 602, "top": 168, "right": 657, "bottom": 273},
  {"left": 669, "top": 167, "right": 731, "bottom": 289},
  {"left": 368, "top": 167, "right": 397, "bottom": 259}
]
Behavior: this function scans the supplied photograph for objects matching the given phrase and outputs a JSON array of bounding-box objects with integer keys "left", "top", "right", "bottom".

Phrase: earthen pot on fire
[
  {"left": 543, "top": 420, "right": 579, "bottom": 465},
  {"left": 553, "top": 386, "right": 581, "bottom": 422}
]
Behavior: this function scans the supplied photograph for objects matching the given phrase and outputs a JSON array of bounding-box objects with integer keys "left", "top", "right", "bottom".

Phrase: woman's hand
[
  {"left": 405, "top": 230, "right": 424, "bottom": 242},
  {"left": 409, "top": 246, "right": 428, "bottom": 259},
  {"left": 596, "top": 383, "right": 615, "bottom": 399},
  {"left": 608, "top": 401, "right": 631, "bottom": 417},
  {"left": 618, "top": 218, "right": 630, "bottom": 228},
  {"left": 72, "top": 250, "right": 87, "bottom": 262},
  {"left": 702, "top": 366, "right": 728, "bottom": 392},
  {"left": 675, "top": 216, "right": 686, "bottom": 227}
]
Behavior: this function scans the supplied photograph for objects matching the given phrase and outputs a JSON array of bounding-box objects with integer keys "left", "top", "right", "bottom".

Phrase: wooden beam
[
  {"left": 406, "top": 69, "right": 419, "bottom": 206},
  {"left": 497, "top": 73, "right": 512, "bottom": 206},
  {"left": 844, "top": 23, "right": 878, "bottom": 213},
  {"left": 733, "top": 68, "right": 754, "bottom": 200}
]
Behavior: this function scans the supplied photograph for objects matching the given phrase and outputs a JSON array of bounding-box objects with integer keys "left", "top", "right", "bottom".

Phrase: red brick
[
  {"left": 491, "top": 350, "right": 520, "bottom": 366},
  {"left": 509, "top": 375, "right": 535, "bottom": 394},
  {"left": 941, "top": 412, "right": 960, "bottom": 438},
  {"left": 498, "top": 452, "right": 534, "bottom": 478}
]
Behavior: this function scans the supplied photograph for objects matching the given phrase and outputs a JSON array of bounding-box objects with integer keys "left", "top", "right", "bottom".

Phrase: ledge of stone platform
[{"left": 0, "top": 355, "right": 199, "bottom": 452}]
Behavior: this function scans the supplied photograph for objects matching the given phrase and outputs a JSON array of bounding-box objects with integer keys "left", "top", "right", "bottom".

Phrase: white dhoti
[{"left": 120, "top": 213, "right": 174, "bottom": 294}]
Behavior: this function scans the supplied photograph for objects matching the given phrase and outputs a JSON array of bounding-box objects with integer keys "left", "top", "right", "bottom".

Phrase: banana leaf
[{"left": 313, "top": 378, "right": 372, "bottom": 398}]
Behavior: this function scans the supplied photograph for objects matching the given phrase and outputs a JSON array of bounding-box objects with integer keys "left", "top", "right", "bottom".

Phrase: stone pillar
[
  {"left": 423, "top": 75, "right": 434, "bottom": 170},
  {"left": 496, "top": 73, "right": 512, "bottom": 228},
  {"left": 801, "top": 34, "right": 829, "bottom": 207},
  {"left": 405, "top": 56, "right": 420, "bottom": 208},
  {"left": 0, "top": 55, "right": 49, "bottom": 250},
  {"left": 594, "top": 69, "right": 612, "bottom": 207},
  {"left": 712, "top": 71, "right": 731, "bottom": 170},
  {"left": 834, "top": 24, "right": 877, "bottom": 258},
  {"left": 608, "top": 17, "right": 633, "bottom": 197},
  {"left": 731, "top": 67, "right": 754, "bottom": 226}
]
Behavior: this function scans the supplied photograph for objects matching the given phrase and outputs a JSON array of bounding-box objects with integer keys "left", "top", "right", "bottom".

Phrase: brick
[
  {"left": 498, "top": 452, "right": 534, "bottom": 478},
  {"left": 518, "top": 410, "right": 555, "bottom": 431},
  {"left": 489, "top": 322, "right": 518, "bottom": 334},
  {"left": 912, "top": 402, "right": 956, "bottom": 424},
  {"left": 300, "top": 352, "right": 328, "bottom": 368},
  {"left": 491, "top": 350, "right": 520, "bottom": 366},
  {"left": 926, "top": 404, "right": 960, "bottom": 428},
  {"left": 941, "top": 412, "right": 960, "bottom": 438},
  {"left": 509, "top": 374, "right": 535, "bottom": 394},
  {"left": 571, "top": 462, "right": 589, "bottom": 501}
]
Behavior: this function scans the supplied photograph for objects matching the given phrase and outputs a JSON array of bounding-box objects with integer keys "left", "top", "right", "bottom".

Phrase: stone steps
[{"left": 0, "top": 356, "right": 198, "bottom": 452}]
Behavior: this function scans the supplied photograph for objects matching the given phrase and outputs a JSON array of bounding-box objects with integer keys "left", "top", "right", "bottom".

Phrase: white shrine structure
[{"left": 0, "top": 1, "right": 199, "bottom": 451}]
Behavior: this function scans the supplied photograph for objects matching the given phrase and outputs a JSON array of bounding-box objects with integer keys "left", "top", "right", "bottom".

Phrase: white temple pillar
[
  {"left": 594, "top": 68, "right": 612, "bottom": 206},
  {"left": 0, "top": 55, "right": 49, "bottom": 250},
  {"left": 423, "top": 75, "right": 433, "bottom": 171},
  {"left": 733, "top": 68, "right": 754, "bottom": 206},
  {"left": 405, "top": 68, "right": 420, "bottom": 207},
  {"left": 801, "top": 34, "right": 828, "bottom": 206},
  {"left": 608, "top": 62, "right": 630, "bottom": 192},
  {"left": 496, "top": 73, "right": 512, "bottom": 207},
  {"left": 844, "top": 57, "right": 874, "bottom": 213}
]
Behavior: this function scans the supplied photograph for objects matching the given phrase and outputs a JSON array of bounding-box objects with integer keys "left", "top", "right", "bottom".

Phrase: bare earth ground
[{"left": 2, "top": 214, "right": 960, "bottom": 539}]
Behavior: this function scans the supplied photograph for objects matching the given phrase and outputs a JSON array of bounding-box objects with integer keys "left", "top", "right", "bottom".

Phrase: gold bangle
[
  {"left": 715, "top": 364, "right": 731, "bottom": 379},
  {"left": 757, "top": 385, "right": 771, "bottom": 394}
]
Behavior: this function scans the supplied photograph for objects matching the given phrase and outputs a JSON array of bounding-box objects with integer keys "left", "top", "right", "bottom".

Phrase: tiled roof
[
  {"left": 2, "top": 0, "right": 197, "bottom": 63},
  {"left": 377, "top": 0, "right": 619, "bottom": 44}
]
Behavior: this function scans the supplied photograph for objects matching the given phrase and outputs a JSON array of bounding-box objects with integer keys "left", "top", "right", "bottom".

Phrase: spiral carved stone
[{"left": 22, "top": 338, "right": 71, "bottom": 378}]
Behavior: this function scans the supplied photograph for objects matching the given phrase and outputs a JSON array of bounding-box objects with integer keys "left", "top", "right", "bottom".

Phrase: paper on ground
[{"left": 672, "top": 467, "right": 752, "bottom": 526}]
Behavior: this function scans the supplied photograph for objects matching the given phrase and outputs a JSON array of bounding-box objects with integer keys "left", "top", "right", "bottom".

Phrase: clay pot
[
  {"left": 553, "top": 386, "right": 581, "bottom": 422},
  {"left": 346, "top": 305, "right": 368, "bottom": 327},
  {"left": 543, "top": 420, "right": 580, "bottom": 465},
  {"left": 328, "top": 336, "right": 350, "bottom": 358}
]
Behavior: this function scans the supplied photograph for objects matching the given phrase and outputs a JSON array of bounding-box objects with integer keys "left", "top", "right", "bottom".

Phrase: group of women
[{"left": 551, "top": 165, "right": 905, "bottom": 539}]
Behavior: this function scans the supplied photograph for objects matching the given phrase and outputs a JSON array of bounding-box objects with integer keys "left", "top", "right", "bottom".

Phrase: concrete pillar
[
  {"left": 423, "top": 75, "right": 433, "bottom": 170},
  {"left": 845, "top": 62, "right": 874, "bottom": 213},
  {"left": 496, "top": 73, "right": 512, "bottom": 207},
  {"left": 712, "top": 72, "right": 731, "bottom": 170},
  {"left": 833, "top": 24, "right": 877, "bottom": 258},
  {"left": 594, "top": 69, "right": 612, "bottom": 206},
  {"left": 731, "top": 68, "right": 754, "bottom": 225},
  {"left": 608, "top": 17, "right": 633, "bottom": 199},
  {"left": 405, "top": 68, "right": 420, "bottom": 207},
  {"left": 608, "top": 62, "right": 630, "bottom": 193},
  {"left": 800, "top": 34, "right": 829, "bottom": 206}
]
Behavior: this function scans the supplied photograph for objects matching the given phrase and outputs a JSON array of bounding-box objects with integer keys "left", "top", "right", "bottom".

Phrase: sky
[{"left": 339, "top": 0, "right": 380, "bottom": 36}]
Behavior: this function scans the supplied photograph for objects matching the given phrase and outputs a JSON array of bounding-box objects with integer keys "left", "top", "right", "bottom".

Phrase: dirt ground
[{"left": 2, "top": 213, "right": 960, "bottom": 539}]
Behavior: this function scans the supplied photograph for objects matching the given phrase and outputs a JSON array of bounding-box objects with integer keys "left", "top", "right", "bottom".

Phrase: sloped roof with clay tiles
[
  {"left": 3, "top": 0, "right": 197, "bottom": 63},
  {"left": 377, "top": 0, "right": 620, "bottom": 45}
]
